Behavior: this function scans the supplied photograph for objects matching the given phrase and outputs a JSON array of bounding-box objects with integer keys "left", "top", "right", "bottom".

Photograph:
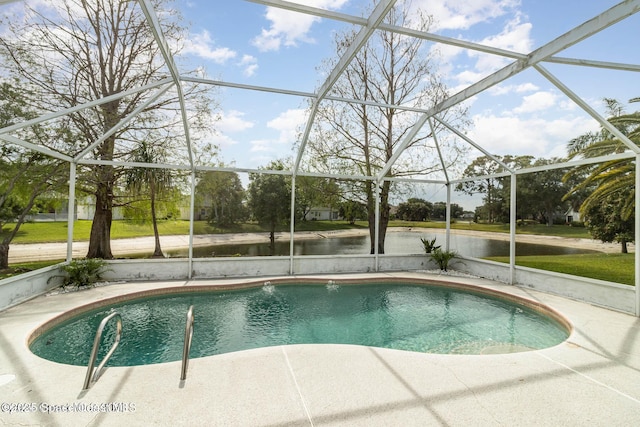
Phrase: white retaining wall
[
  {"left": 0, "top": 264, "right": 61, "bottom": 311},
  {"left": 456, "top": 256, "right": 636, "bottom": 314}
]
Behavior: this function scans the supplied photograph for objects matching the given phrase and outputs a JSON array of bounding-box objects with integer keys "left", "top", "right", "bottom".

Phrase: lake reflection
[{"left": 166, "top": 232, "right": 593, "bottom": 258}]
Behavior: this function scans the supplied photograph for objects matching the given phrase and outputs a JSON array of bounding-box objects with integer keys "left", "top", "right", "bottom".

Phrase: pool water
[{"left": 30, "top": 283, "right": 569, "bottom": 366}]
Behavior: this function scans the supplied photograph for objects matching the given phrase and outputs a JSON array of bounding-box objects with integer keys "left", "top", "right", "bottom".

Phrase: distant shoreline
[{"left": 8, "top": 227, "right": 626, "bottom": 263}]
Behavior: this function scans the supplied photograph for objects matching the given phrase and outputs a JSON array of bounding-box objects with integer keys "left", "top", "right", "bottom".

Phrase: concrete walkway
[{"left": 1, "top": 272, "right": 640, "bottom": 426}]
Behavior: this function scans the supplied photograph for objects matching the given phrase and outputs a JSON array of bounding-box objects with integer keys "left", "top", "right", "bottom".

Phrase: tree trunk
[
  {"left": 378, "top": 182, "right": 390, "bottom": 254},
  {"left": 269, "top": 228, "right": 275, "bottom": 256},
  {"left": 0, "top": 243, "right": 9, "bottom": 270},
  {"left": 367, "top": 181, "right": 390, "bottom": 254},
  {"left": 87, "top": 167, "right": 114, "bottom": 259},
  {"left": 150, "top": 178, "right": 164, "bottom": 258},
  {"left": 621, "top": 240, "right": 628, "bottom": 254}
]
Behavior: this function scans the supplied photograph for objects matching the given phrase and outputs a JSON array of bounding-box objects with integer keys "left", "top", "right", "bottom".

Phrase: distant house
[
  {"left": 460, "top": 212, "right": 475, "bottom": 221},
  {"left": 76, "top": 196, "right": 192, "bottom": 221},
  {"left": 76, "top": 196, "right": 125, "bottom": 220},
  {"left": 304, "top": 207, "right": 341, "bottom": 221},
  {"left": 565, "top": 207, "right": 581, "bottom": 224}
]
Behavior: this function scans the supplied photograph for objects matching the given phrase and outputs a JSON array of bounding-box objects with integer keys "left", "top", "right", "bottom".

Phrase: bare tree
[
  {"left": 0, "top": 0, "right": 214, "bottom": 259},
  {"left": 305, "top": 1, "right": 467, "bottom": 253}
]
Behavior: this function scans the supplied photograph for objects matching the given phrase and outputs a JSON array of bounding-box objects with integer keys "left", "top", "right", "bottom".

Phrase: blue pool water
[{"left": 30, "top": 282, "right": 569, "bottom": 366}]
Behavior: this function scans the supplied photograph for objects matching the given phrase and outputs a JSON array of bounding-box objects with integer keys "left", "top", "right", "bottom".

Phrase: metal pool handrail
[
  {"left": 83, "top": 312, "right": 122, "bottom": 390},
  {"left": 180, "top": 305, "right": 194, "bottom": 381}
]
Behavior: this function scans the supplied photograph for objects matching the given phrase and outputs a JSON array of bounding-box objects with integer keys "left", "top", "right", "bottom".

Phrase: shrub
[
  {"left": 431, "top": 248, "right": 458, "bottom": 271},
  {"left": 49, "top": 258, "right": 109, "bottom": 289},
  {"left": 420, "top": 237, "right": 441, "bottom": 254}
]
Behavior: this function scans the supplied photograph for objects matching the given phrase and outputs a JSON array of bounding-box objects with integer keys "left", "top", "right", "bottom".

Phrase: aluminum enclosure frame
[{"left": 1, "top": 0, "right": 640, "bottom": 315}]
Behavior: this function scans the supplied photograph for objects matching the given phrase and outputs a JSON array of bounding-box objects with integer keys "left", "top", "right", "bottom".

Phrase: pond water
[{"left": 165, "top": 231, "right": 594, "bottom": 258}]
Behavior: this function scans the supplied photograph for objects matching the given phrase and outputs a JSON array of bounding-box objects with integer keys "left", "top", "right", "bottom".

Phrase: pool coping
[{"left": 2, "top": 272, "right": 640, "bottom": 426}]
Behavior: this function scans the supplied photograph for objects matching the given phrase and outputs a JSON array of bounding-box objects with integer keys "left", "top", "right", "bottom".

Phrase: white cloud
[
  {"left": 267, "top": 109, "right": 308, "bottom": 143},
  {"left": 463, "top": 16, "right": 534, "bottom": 78},
  {"left": 244, "top": 109, "right": 308, "bottom": 157},
  {"left": 413, "top": 0, "right": 521, "bottom": 31},
  {"left": 467, "top": 113, "right": 600, "bottom": 157},
  {"left": 252, "top": 0, "right": 348, "bottom": 52},
  {"left": 217, "top": 110, "right": 255, "bottom": 134},
  {"left": 210, "top": 133, "right": 239, "bottom": 148},
  {"left": 238, "top": 55, "right": 258, "bottom": 77},
  {"left": 250, "top": 139, "right": 275, "bottom": 153},
  {"left": 478, "top": 15, "right": 532, "bottom": 53},
  {"left": 435, "top": 18, "right": 534, "bottom": 94},
  {"left": 183, "top": 30, "right": 237, "bottom": 63},
  {"left": 513, "top": 91, "right": 557, "bottom": 114}
]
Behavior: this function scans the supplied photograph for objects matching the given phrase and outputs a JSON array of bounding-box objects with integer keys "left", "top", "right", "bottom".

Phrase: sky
[
  {"left": 171, "top": 0, "right": 640, "bottom": 180},
  {"left": 1, "top": 0, "right": 638, "bottom": 209}
]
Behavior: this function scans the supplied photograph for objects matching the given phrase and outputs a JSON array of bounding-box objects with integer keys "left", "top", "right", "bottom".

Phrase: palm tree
[
  {"left": 125, "top": 140, "right": 173, "bottom": 258},
  {"left": 564, "top": 98, "right": 640, "bottom": 221}
]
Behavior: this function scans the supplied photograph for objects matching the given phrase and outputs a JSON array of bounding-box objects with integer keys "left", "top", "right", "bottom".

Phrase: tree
[
  {"left": 0, "top": 0, "right": 214, "bottom": 259},
  {"left": 295, "top": 177, "right": 342, "bottom": 222},
  {"left": 306, "top": 1, "right": 466, "bottom": 254},
  {"left": 247, "top": 161, "right": 291, "bottom": 255},
  {"left": 396, "top": 198, "right": 432, "bottom": 221},
  {"left": 431, "top": 201, "right": 464, "bottom": 220},
  {"left": 0, "top": 152, "right": 67, "bottom": 269},
  {"left": 196, "top": 171, "right": 247, "bottom": 227},
  {"left": 517, "top": 158, "right": 569, "bottom": 226},
  {"left": 456, "top": 155, "right": 562, "bottom": 223},
  {"left": 582, "top": 192, "right": 634, "bottom": 253},
  {"left": 0, "top": 81, "right": 68, "bottom": 269},
  {"left": 338, "top": 200, "right": 367, "bottom": 224},
  {"left": 123, "top": 140, "right": 174, "bottom": 257},
  {"left": 456, "top": 156, "right": 509, "bottom": 223},
  {"left": 564, "top": 98, "right": 640, "bottom": 225}
]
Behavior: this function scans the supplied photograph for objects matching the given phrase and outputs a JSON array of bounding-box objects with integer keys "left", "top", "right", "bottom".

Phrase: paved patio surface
[{"left": 1, "top": 272, "right": 639, "bottom": 426}]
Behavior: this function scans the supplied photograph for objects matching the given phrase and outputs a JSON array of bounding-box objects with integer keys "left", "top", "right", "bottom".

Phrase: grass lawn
[
  {"left": 1, "top": 219, "right": 590, "bottom": 244},
  {"left": 1, "top": 220, "right": 371, "bottom": 244},
  {"left": 485, "top": 253, "right": 635, "bottom": 286},
  {"left": 0, "top": 260, "right": 60, "bottom": 280}
]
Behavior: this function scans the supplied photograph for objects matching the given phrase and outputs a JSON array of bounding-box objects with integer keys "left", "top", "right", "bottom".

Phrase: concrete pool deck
[{"left": 1, "top": 272, "right": 640, "bottom": 426}]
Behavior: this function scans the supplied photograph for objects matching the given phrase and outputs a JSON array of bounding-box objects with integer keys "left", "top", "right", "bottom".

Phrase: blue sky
[
  {"left": 1, "top": 0, "right": 637, "bottom": 209},
  {"left": 173, "top": 0, "right": 640, "bottom": 179}
]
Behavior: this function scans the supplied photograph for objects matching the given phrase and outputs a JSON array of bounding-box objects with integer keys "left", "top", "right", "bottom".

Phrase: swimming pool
[{"left": 29, "top": 279, "right": 570, "bottom": 366}]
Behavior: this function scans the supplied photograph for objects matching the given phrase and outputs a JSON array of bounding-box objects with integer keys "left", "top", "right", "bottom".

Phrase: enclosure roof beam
[
  {"left": 181, "top": 76, "right": 315, "bottom": 98},
  {"left": 182, "top": 76, "right": 452, "bottom": 114},
  {"left": 292, "top": 0, "right": 397, "bottom": 177},
  {"left": 449, "top": 151, "right": 637, "bottom": 185},
  {"left": 515, "top": 151, "right": 637, "bottom": 175},
  {"left": 451, "top": 171, "right": 512, "bottom": 186},
  {"left": 246, "top": 0, "right": 528, "bottom": 61},
  {"left": 545, "top": 56, "right": 640, "bottom": 72},
  {"left": 79, "top": 159, "right": 193, "bottom": 170},
  {"left": 137, "top": 0, "right": 194, "bottom": 168},
  {"left": 74, "top": 83, "right": 174, "bottom": 162},
  {"left": 535, "top": 63, "right": 640, "bottom": 154},
  {"left": 0, "top": 78, "right": 172, "bottom": 137},
  {"left": 0, "top": 135, "right": 73, "bottom": 162},
  {"left": 377, "top": 0, "right": 640, "bottom": 181},
  {"left": 429, "top": 118, "right": 449, "bottom": 184}
]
